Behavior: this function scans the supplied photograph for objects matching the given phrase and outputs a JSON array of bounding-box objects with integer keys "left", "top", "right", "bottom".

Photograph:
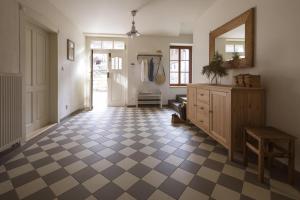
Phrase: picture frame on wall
[{"left": 67, "top": 39, "right": 75, "bottom": 61}]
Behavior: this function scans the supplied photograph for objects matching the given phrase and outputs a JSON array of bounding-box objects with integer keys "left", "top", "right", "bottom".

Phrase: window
[
  {"left": 114, "top": 41, "right": 125, "bottom": 50},
  {"left": 90, "top": 40, "right": 125, "bottom": 50},
  {"left": 102, "top": 41, "right": 113, "bottom": 49},
  {"left": 225, "top": 44, "right": 235, "bottom": 53},
  {"left": 169, "top": 46, "right": 192, "bottom": 86},
  {"left": 111, "top": 57, "right": 122, "bottom": 70},
  {"left": 90, "top": 41, "right": 102, "bottom": 49},
  {"left": 234, "top": 44, "right": 244, "bottom": 53},
  {"left": 225, "top": 44, "right": 244, "bottom": 53}
]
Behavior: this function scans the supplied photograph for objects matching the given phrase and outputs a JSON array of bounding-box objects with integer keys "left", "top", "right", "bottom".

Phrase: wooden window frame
[{"left": 169, "top": 46, "right": 192, "bottom": 86}]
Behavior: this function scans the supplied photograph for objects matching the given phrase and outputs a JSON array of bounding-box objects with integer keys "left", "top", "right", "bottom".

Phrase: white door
[
  {"left": 25, "top": 22, "right": 50, "bottom": 135},
  {"left": 108, "top": 51, "right": 125, "bottom": 106}
]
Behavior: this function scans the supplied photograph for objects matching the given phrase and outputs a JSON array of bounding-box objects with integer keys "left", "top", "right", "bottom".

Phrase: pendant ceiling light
[{"left": 126, "top": 10, "right": 141, "bottom": 38}]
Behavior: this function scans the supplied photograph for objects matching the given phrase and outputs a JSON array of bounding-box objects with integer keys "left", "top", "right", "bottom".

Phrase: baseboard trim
[
  {"left": 0, "top": 108, "right": 85, "bottom": 165},
  {"left": 25, "top": 123, "right": 57, "bottom": 142},
  {"left": 126, "top": 105, "right": 169, "bottom": 108},
  {"left": 0, "top": 123, "right": 59, "bottom": 165},
  {"left": 60, "top": 108, "right": 86, "bottom": 122}
]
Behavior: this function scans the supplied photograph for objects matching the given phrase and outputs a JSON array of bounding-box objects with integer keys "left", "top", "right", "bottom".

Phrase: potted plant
[
  {"left": 202, "top": 52, "right": 228, "bottom": 84},
  {"left": 231, "top": 52, "right": 240, "bottom": 68}
]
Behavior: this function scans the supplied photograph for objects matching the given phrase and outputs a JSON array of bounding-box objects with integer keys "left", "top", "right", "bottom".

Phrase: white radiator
[{"left": 0, "top": 74, "right": 22, "bottom": 151}]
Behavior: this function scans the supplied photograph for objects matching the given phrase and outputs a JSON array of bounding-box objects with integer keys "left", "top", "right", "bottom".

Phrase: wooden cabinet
[
  {"left": 210, "top": 91, "right": 230, "bottom": 147},
  {"left": 187, "top": 87, "right": 197, "bottom": 123},
  {"left": 187, "top": 84, "right": 265, "bottom": 160}
]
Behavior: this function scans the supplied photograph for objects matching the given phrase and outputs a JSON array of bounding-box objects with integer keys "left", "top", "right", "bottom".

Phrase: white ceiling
[
  {"left": 218, "top": 24, "right": 245, "bottom": 39},
  {"left": 47, "top": 0, "right": 215, "bottom": 36}
]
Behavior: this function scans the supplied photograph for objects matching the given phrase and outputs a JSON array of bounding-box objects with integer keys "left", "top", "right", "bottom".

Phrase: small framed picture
[{"left": 67, "top": 39, "right": 75, "bottom": 61}]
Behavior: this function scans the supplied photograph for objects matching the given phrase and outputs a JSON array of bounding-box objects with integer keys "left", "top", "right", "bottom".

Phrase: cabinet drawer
[
  {"left": 197, "top": 89, "right": 209, "bottom": 104},
  {"left": 197, "top": 102, "right": 209, "bottom": 115},
  {"left": 196, "top": 111, "right": 209, "bottom": 131}
]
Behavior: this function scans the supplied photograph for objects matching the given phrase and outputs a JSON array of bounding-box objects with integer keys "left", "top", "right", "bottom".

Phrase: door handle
[{"left": 107, "top": 72, "right": 110, "bottom": 78}]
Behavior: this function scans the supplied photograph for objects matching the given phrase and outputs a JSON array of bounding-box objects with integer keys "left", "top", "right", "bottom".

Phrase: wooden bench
[{"left": 243, "top": 127, "right": 296, "bottom": 184}]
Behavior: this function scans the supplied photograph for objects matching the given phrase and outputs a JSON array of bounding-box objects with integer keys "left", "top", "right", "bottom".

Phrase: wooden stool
[{"left": 243, "top": 127, "right": 296, "bottom": 184}]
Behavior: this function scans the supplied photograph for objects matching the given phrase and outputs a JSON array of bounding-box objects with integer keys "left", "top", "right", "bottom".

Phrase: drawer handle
[
  {"left": 200, "top": 120, "right": 204, "bottom": 123},
  {"left": 200, "top": 94, "right": 204, "bottom": 96},
  {"left": 200, "top": 107, "right": 204, "bottom": 110}
]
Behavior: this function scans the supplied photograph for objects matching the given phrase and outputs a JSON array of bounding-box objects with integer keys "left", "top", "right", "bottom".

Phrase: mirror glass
[{"left": 215, "top": 24, "right": 245, "bottom": 61}]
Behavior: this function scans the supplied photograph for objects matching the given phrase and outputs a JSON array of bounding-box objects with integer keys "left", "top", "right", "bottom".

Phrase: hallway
[
  {"left": 1, "top": 0, "right": 300, "bottom": 200},
  {"left": 0, "top": 108, "right": 298, "bottom": 200}
]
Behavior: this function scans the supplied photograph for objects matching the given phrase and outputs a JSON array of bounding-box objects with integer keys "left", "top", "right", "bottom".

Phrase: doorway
[
  {"left": 92, "top": 52, "right": 108, "bottom": 109},
  {"left": 91, "top": 50, "right": 125, "bottom": 108}
]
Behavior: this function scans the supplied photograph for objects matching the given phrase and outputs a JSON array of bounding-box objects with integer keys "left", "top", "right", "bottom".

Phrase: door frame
[
  {"left": 91, "top": 49, "right": 126, "bottom": 107},
  {"left": 20, "top": 8, "right": 59, "bottom": 142},
  {"left": 90, "top": 50, "right": 94, "bottom": 110}
]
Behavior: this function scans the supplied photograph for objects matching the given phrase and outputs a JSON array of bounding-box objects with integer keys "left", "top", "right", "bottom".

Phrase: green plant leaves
[{"left": 201, "top": 52, "right": 228, "bottom": 80}]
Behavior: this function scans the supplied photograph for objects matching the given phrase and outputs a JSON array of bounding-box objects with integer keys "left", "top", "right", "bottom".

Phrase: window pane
[
  {"left": 112, "top": 57, "right": 122, "bottom": 70},
  {"left": 94, "top": 54, "right": 108, "bottom": 71},
  {"left": 114, "top": 41, "right": 125, "bottom": 50},
  {"left": 181, "top": 49, "right": 190, "bottom": 60},
  {"left": 111, "top": 58, "right": 115, "bottom": 69},
  {"left": 181, "top": 61, "right": 189, "bottom": 72},
  {"left": 170, "top": 73, "right": 179, "bottom": 84},
  {"left": 115, "top": 58, "right": 119, "bottom": 69},
  {"left": 170, "top": 61, "right": 179, "bottom": 72},
  {"left": 119, "top": 58, "right": 122, "bottom": 69},
  {"left": 181, "top": 73, "right": 189, "bottom": 84},
  {"left": 170, "top": 49, "right": 179, "bottom": 60},
  {"left": 234, "top": 45, "right": 244, "bottom": 53},
  {"left": 90, "top": 41, "right": 102, "bottom": 49},
  {"left": 225, "top": 44, "right": 234, "bottom": 53},
  {"left": 102, "top": 41, "right": 113, "bottom": 49}
]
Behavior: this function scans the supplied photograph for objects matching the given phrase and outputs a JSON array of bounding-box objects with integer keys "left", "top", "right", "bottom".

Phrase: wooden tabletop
[{"left": 245, "top": 127, "right": 296, "bottom": 140}]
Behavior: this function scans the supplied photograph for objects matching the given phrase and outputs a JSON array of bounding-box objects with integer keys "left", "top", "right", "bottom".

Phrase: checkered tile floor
[{"left": 0, "top": 108, "right": 299, "bottom": 200}]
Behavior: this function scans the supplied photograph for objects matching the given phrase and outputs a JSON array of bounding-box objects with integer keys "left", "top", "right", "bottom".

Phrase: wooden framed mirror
[{"left": 209, "top": 8, "right": 255, "bottom": 68}]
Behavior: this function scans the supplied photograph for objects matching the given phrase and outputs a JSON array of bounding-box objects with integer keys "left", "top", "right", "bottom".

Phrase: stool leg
[
  {"left": 228, "top": 148, "right": 235, "bottom": 162},
  {"left": 267, "top": 143, "right": 273, "bottom": 169},
  {"left": 288, "top": 140, "right": 295, "bottom": 184},
  {"left": 243, "top": 129, "right": 248, "bottom": 166},
  {"left": 258, "top": 139, "right": 265, "bottom": 183}
]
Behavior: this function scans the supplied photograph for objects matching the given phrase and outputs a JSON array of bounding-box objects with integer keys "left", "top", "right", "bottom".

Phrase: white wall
[
  {"left": 0, "top": 0, "right": 85, "bottom": 143},
  {"left": 0, "top": 0, "right": 20, "bottom": 74},
  {"left": 18, "top": 0, "right": 85, "bottom": 119},
  {"left": 193, "top": 0, "right": 300, "bottom": 171},
  {"left": 127, "top": 35, "right": 193, "bottom": 105}
]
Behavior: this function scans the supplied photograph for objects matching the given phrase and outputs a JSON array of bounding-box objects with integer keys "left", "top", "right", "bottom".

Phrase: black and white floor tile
[{"left": 0, "top": 107, "right": 299, "bottom": 200}]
